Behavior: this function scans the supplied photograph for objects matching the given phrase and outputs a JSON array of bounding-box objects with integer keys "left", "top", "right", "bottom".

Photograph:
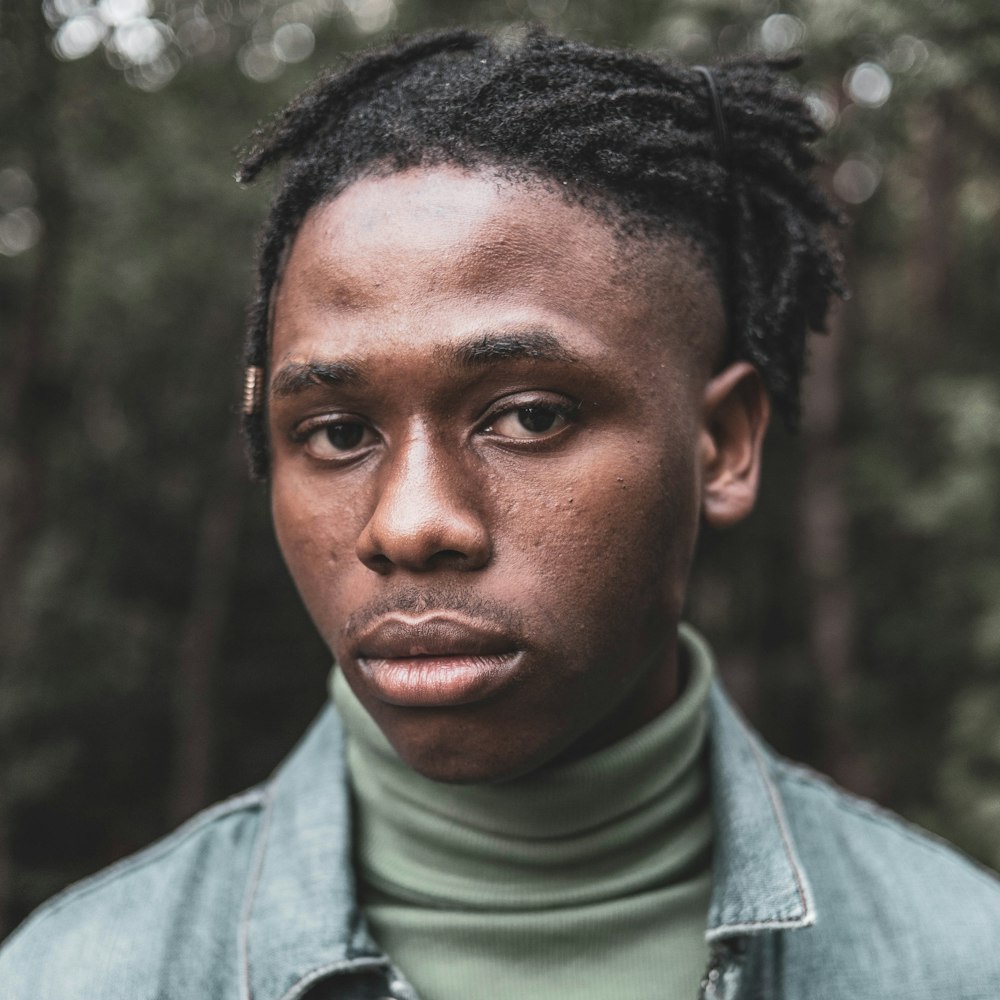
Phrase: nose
[{"left": 356, "top": 430, "right": 492, "bottom": 574}]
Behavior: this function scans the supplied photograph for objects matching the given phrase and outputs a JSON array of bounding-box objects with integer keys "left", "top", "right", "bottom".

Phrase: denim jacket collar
[
  {"left": 704, "top": 682, "right": 815, "bottom": 941},
  {"left": 240, "top": 705, "right": 387, "bottom": 1000},
  {"left": 241, "top": 673, "right": 816, "bottom": 1000}
]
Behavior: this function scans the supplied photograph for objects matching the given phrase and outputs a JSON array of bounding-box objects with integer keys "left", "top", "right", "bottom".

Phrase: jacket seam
[
  {"left": 239, "top": 779, "right": 278, "bottom": 1000},
  {"left": 2, "top": 786, "right": 268, "bottom": 949},
  {"left": 274, "top": 957, "right": 390, "bottom": 1000},
  {"left": 708, "top": 916, "right": 809, "bottom": 935},
  {"left": 773, "top": 756, "right": 1000, "bottom": 893}
]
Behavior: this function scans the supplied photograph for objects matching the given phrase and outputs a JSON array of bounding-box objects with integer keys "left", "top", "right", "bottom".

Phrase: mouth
[{"left": 353, "top": 615, "right": 525, "bottom": 707}]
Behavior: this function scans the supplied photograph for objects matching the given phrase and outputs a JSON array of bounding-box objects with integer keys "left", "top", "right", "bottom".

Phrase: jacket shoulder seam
[
  {"left": 772, "top": 756, "right": 1000, "bottom": 893},
  {"left": 3, "top": 785, "right": 268, "bottom": 949}
]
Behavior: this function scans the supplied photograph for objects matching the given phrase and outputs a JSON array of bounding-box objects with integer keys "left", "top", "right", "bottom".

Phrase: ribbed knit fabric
[{"left": 332, "top": 625, "right": 715, "bottom": 1000}]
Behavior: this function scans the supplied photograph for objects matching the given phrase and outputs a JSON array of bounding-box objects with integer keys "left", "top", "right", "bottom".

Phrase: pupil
[
  {"left": 326, "top": 423, "right": 364, "bottom": 450},
  {"left": 518, "top": 407, "right": 556, "bottom": 433}
]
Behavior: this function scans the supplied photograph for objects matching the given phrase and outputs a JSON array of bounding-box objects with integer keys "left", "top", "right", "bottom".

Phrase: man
[{"left": 3, "top": 27, "right": 999, "bottom": 1000}]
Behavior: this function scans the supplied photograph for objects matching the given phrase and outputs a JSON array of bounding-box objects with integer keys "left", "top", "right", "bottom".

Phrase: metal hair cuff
[{"left": 242, "top": 365, "right": 264, "bottom": 415}]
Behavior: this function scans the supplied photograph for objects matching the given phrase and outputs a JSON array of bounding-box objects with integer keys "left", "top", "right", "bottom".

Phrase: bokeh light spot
[
  {"left": 887, "top": 34, "right": 929, "bottom": 75},
  {"left": 113, "top": 17, "right": 170, "bottom": 65},
  {"left": 344, "top": 0, "right": 395, "bottom": 35},
  {"left": 0, "top": 207, "right": 43, "bottom": 256},
  {"left": 833, "top": 157, "right": 881, "bottom": 205},
  {"left": 846, "top": 62, "right": 892, "bottom": 108},
  {"left": 760, "top": 13, "right": 805, "bottom": 56},
  {"left": 272, "top": 21, "right": 314, "bottom": 63},
  {"left": 239, "top": 40, "right": 284, "bottom": 81},
  {"left": 97, "top": 0, "right": 152, "bottom": 27},
  {"left": 125, "top": 50, "right": 180, "bottom": 90},
  {"left": 53, "top": 12, "right": 107, "bottom": 60},
  {"left": 52, "top": 0, "right": 92, "bottom": 19},
  {"left": 176, "top": 15, "right": 216, "bottom": 56},
  {"left": 0, "top": 167, "right": 38, "bottom": 212},
  {"left": 960, "top": 178, "right": 1000, "bottom": 224}
]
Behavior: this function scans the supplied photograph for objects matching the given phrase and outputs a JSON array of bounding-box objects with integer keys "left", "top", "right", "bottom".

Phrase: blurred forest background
[{"left": 2, "top": 0, "right": 1000, "bottom": 936}]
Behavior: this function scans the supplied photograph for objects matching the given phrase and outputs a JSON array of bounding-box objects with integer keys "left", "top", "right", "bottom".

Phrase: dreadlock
[{"left": 237, "top": 27, "right": 842, "bottom": 480}]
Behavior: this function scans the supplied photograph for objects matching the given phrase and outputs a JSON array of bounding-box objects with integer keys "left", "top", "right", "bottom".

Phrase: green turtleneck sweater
[{"left": 331, "top": 625, "right": 715, "bottom": 1000}]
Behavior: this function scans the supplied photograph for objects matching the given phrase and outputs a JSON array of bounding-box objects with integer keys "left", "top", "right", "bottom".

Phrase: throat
[
  {"left": 551, "top": 642, "right": 680, "bottom": 766},
  {"left": 331, "top": 636, "right": 711, "bottom": 911}
]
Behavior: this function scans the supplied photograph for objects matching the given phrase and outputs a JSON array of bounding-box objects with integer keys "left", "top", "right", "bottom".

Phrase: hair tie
[
  {"left": 692, "top": 65, "right": 729, "bottom": 160},
  {"left": 693, "top": 65, "right": 739, "bottom": 343}
]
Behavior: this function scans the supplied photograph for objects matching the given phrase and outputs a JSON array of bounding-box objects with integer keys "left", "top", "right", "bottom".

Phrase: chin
[
  {"left": 390, "top": 727, "right": 557, "bottom": 786},
  {"left": 396, "top": 748, "right": 530, "bottom": 786}
]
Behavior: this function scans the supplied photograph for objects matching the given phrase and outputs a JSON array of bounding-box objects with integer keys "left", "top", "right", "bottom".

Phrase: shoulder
[
  {"left": 0, "top": 786, "right": 267, "bottom": 999},
  {"left": 770, "top": 753, "right": 1000, "bottom": 997}
]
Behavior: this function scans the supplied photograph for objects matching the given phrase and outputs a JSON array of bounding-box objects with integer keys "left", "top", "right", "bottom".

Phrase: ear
[{"left": 699, "top": 361, "right": 770, "bottom": 529}]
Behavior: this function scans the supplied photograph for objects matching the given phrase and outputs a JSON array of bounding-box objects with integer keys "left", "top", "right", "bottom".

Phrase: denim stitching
[
  {"left": 1, "top": 787, "right": 267, "bottom": 948},
  {"left": 708, "top": 727, "right": 816, "bottom": 939},
  {"left": 745, "top": 733, "right": 815, "bottom": 923},
  {"left": 774, "top": 757, "right": 1000, "bottom": 893},
  {"left": 239, "top": 781, "right": 278, "bottom": 1000},
  {"left": 274, "top": 956, "right": 390, "bottom": 1000}
]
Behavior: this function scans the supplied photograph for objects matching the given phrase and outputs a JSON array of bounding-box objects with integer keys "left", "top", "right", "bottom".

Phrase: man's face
[{"left": 268, "top": 166, "right": 757, "bottom": 783}]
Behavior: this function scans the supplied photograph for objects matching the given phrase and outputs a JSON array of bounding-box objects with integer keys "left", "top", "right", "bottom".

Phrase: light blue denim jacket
[{"left": 3, "top": 678, "right": 1000, "bottom": 1000}]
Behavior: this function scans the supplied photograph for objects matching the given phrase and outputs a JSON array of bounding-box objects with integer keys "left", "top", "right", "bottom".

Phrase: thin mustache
[{"left": 343, "top": 589, "right": 525, "bottom": 643}]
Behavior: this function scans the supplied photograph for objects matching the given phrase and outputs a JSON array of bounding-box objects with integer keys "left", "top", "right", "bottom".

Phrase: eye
[
  {"left": 301, "top": 419, "right": 378, "bottom": 461},
  {"left": 486, "top": 404, "right": 572, "bottom": 440}
]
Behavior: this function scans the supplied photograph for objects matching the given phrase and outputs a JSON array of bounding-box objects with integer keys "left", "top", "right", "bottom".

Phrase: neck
[
  {"left": 551, "top": 636, "right": 680, "bottom": 766},
  {"left": 330, "top": 626, "right": 716, "bottom": 1000}
]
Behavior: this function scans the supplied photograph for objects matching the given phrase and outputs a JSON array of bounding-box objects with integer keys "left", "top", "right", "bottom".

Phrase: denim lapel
[
  {"left": 239, "top": 645, "right": 817, "bottom": 998},
  {"left": 239, "top": 705, "right": 389, "bottom": 1000},
  {"left": 704, "top": 676, "right": 816, "bottom": 941}
]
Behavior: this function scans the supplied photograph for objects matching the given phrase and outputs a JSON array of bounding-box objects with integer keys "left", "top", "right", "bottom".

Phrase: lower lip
[{"left": 358, "top": 652, "right": 524, "bottom": 707}]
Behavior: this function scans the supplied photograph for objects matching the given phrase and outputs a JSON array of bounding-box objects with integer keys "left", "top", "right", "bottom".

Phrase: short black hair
[{"left": 237, "top": 27, "right": 841, "bottom": 480}]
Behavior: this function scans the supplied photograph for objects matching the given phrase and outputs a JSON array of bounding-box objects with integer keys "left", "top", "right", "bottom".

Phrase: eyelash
[
  {"left": 290, "top": 415, "right": 376, "bottom": 455},
  {"left": 291, "top": 395, "right": 580, "bottom": 461},
  {"left": 481, "top": 397, "right": 580, "bottom": 439}
]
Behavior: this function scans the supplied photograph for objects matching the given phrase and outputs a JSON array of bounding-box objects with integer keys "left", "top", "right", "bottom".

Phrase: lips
[{"left": 352, "top": 615, "right": 525, "bottom": 707}]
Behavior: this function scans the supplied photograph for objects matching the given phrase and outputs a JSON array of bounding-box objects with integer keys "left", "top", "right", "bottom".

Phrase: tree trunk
[
  {"left": 911, "top": 94, "right": 958, "bottom": 337},
  {"left": 0, "top": 0, "right": 73, "bottom": 937},
  {"left": 798, "top": 294, "right": 876, "bottom": 796},
  {"left": 167, "top": 430, "right": 247, "bottom": 825}
]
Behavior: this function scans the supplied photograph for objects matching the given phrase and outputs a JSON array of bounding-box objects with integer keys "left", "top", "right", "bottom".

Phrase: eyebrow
[
  {"left": 451, "top": 331, "right": 578, "bottom": 368},
  {"left": 270, "top": 360, "right": 366, "bottom": 398},
  {"left": 270, "top": 330, "right": 581, "bottom": 399}
]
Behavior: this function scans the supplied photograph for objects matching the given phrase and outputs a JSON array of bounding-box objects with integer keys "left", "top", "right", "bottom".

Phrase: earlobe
[{"left": 699, "top": 361, "right": 770, "bottom": 529}]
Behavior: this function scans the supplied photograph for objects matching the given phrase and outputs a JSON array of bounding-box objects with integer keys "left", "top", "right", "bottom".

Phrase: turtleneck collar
[{"left": 331, "top": 625, "right": 714, "bottom": 911}]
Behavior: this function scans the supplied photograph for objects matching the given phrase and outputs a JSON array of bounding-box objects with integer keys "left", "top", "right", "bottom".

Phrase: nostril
[
  {"left": 424, "top": 548, "right": 483, "bottom": 571},
  {"left": 362, "top": 548, "right": 480, "bottom": 574},
  {"left": 365, "top": 552, "right": 394, "bottom": 574}
]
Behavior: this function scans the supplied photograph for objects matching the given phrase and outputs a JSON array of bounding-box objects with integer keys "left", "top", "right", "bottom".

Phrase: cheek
[
  {"left": 497, "top": 438, "right": 700, "bottom": 628},
  {"left": 270, "top": 472, "right": 366, "bottom": 631},
  {"left": 272, "top": 476, "right": 325, "bottom": 573}
]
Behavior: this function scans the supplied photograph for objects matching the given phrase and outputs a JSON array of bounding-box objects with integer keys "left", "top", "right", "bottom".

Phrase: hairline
[{"left": 266, "top": 155, "right": 727, "bottom": 368}]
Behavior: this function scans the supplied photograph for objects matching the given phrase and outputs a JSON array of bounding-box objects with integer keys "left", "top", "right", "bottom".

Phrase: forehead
[{"left": 271, "top": 165, "right": 723, "bottom": 371}]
